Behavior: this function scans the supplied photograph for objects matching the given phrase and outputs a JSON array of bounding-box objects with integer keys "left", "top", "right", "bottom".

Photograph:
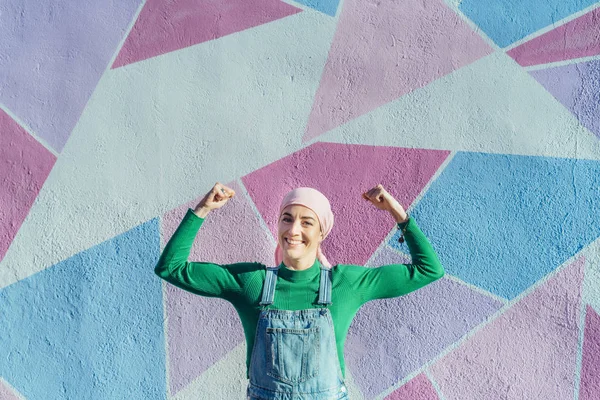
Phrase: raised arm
[
  {"left": 154, "top": 183, "right": 247, "bottom": 299},
  {"left": 355, "top": 184, "right": 444, "bottom": 301}
]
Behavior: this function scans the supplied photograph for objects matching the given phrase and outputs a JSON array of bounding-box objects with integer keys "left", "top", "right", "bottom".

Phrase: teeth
[{"left": 286, "top": 238, "right": 303, "bottom": 245}]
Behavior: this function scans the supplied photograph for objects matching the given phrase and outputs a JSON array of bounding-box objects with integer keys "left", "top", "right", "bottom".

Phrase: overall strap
[
  {"left": 259, "top": 266, "right": 280, "bottom": 306},
  {"left": 317, "top": 266, "right": 333, "bottom": 305}
]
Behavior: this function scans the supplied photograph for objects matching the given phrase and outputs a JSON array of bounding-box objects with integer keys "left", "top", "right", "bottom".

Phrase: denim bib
[{"left": 247, "top": 266, "right": 348, "bottom": 400}]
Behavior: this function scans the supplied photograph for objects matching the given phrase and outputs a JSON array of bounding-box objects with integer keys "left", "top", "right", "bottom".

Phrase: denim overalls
[{"left": 246, "top": 265, "right": 349, "bottom": 400}]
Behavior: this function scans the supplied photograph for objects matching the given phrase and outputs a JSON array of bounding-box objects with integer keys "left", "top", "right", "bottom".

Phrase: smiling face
[{"left": 278, "top": 204, "right": 323, "bottom": 267}]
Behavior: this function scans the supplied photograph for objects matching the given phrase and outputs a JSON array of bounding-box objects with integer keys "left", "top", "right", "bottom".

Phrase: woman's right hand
[{"left": 193, "top": 182, "right": 236, "bottom": 218}]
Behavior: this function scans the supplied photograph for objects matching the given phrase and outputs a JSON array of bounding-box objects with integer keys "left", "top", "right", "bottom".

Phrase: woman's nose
[{"left": 289, "top": 220, "right": 302, "bottom": 235}]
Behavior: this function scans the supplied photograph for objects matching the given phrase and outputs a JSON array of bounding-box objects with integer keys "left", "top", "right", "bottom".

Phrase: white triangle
[
  {"left": 0, "top": 10, "right": 338, "bottom": 287},
  {"left": 321, "top": 51, "right": 600, "bottom": 160},
  {"left": 0, "top": 378, "right": 26, "bottom": 400}
]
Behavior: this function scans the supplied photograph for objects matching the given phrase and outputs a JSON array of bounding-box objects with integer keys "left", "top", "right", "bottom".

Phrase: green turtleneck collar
[{"left": 277, "top": 259, "right": 322, "bottom": 282}]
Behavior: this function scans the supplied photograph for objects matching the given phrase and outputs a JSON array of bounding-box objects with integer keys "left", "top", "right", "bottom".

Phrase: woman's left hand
[{"left": 362, "top": 184, "right": 408, "bottom": 223}]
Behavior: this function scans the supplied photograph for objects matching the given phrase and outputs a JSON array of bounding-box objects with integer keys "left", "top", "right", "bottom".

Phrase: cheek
[{"left": 308, "top": 230, "right": 321, "bottom": 245}]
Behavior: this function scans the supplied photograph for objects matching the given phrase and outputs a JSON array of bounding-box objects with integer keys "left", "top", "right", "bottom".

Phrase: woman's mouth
[{"left": 285, "top": 238, "right": 304, "bottom": 246}]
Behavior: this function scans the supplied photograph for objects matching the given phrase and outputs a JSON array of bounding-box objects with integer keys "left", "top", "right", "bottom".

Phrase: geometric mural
[
  {"left": 507, "top": 7, "right": 600, "bottom": 66},
  {"left": 3, "top": 0, "right": 600, "bottom": 397},
  {"left": 0, "top": 0, "right": 142, "bottom": 152},
  {"left": 0, "top": 219, "right": 165, "bottom": 399},
  {"left": 160, "top": 181, "right": 273, "bottom": 395},
  {"left": 164, "top": 289, "right": 243, "bottom": 396},
  {"left": 458, "top": 0, "right": 599, "bottom": 48},
  {"left": 580, "top": 305, "right": 600, "bottom": 400},
  {"left": 346, "top": 277, "right": 503, "bottom": 398},
  {"left": 530, "top": 59, "right": 600, "bottom": 140},
  {"left": 294, "top": 0, "right": 341, "bottom": 17},
  {"left": 242, "top": 142, "right": 450, "bottom": 266},
  {"left": 321, "top": 50, "right": 600, "bottom": 161},
  {"left": 384, "top": 373, "right": 439, "bottom": 400},
  {"left": 303, "top": 0, "right": 492, "bottom": 142},
  {"left": 0, "top": 6, "right": 339, "bottom": 289},
  {"left": 0, "top": 380, "right": 22, "bottom": 400},
  {"left": 112, "top": 0, "right": 301, "bottom": 68},
  {"left": 430, "top": 257, "right": 585, "bottom": 400},
  {"left": 0, "top": 109, "right": 55, "bottom": 262},
  {"left": 367, "top": 245, "right": 411, "bottom": 266},
  {"left": 390, "top": 152, "right": 600, "bottom": 299}
]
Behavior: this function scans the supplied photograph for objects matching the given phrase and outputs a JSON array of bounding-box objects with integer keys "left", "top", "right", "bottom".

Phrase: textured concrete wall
[{"left": 1, "top": 0, "right": 600, "bottom": 399}]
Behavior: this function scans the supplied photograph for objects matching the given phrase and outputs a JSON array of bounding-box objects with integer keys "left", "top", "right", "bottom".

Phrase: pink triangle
[
  {"left": 241, "top": 143, "right": 449, "bottom": 266},
  {"left": 0, "top": 109, "right": 56, "bottom": 262},
  {"left": 580, "top": 305, "right": 600, "bottom": 400},
  {"left": 507, "top": 7, "right": 600, "bottom": 67},
  {"left": 112, "top": 0, "right": 301, "bottom": 68},
  {"left": 429, "top": 257, "right": 585, "bottom": 400},
  {"left": 303, "top": 0, "right": 492, "bottom": 142},
  {"left": 385, "top": 374, "right": 439, "bottom": 400},
  {"left": 161, "top": 181, "right": 276, "bottom": 394}
]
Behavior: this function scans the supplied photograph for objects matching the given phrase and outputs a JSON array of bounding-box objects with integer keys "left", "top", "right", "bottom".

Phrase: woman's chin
[
  {"left": 283, "top": 249, "right": 307, "bottom": 261},
  {"left": 283, "top": 251, "right": 300, "bottom": 259}
]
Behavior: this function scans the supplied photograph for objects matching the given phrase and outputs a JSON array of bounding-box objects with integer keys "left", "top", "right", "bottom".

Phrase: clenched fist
[
  {"left": 362, "top": 184, "right": 408, "bottom": 223},
  {"left": 193, "top": 182, "right": 236, "bottom": 218}
]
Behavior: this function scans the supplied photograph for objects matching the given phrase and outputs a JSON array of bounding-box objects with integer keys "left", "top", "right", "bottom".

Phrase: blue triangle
[
  {"left": 0, "top": 219, "right": 166, "bottom": 399},
  {"left": 295, "top": 0, "right": 340, "bottom": 16},
  {"left": 459, "top": 0, "right": 598, "bottom": 47},
  {"left": 390, "top": 152, "right": 600, "bottom": 300}
]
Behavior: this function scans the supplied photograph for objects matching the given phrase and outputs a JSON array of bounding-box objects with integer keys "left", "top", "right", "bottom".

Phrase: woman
[{"left": 155, "top": 182, "right": 444, "bottom": 399}]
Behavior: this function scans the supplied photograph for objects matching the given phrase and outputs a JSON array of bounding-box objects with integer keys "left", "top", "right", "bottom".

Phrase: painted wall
[{"left": 1, "top": 0, "right": 600, "bottom": 399}]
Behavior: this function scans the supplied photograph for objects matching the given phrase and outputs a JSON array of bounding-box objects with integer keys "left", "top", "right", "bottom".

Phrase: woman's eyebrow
[{"left": 281, "top": 212, "right": 316, "bottom": 221}]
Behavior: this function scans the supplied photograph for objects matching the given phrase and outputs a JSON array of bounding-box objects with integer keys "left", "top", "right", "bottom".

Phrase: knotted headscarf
[{"left": 274, "top": 187, "right": 334, "bottom": 269}]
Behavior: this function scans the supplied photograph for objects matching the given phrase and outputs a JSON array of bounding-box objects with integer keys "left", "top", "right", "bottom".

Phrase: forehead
[{"left": 281, "top": 204, "right": 318, "bottom": 219}]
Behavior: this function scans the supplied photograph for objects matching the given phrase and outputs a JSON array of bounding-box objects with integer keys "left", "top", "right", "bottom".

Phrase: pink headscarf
[{"left": 274, "top": 187, "right": 334, "bottom": 269}]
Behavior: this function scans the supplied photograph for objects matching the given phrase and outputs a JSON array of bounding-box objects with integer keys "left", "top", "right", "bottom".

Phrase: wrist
[
  {"left": 193, "top": 206, "right": 211, "bottom": 218},
  {"left": 389, "top": 208, "right": 408, "bottom": 224}
]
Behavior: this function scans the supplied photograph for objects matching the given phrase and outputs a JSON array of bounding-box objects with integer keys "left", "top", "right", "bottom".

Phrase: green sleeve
[
  {"left": 347, "top": 216, "right": 445, "bottom": 303},
  {"left": 154, "top": 208, "right": 248, "bottom": 300}
]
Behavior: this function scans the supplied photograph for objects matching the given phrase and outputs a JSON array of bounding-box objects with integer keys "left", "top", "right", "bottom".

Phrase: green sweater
[{"left": 154, "top": 209, "right": 444, "bottom": 379}]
